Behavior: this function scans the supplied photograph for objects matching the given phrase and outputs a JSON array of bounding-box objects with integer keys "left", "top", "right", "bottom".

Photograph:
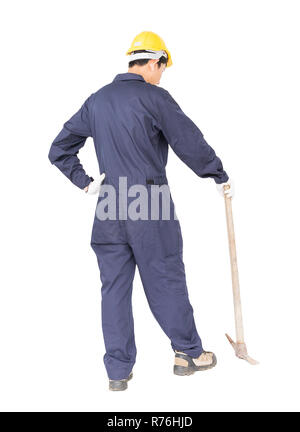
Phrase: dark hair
[{"left": 128, "top": 50, "right": 167, "bottom": 68}]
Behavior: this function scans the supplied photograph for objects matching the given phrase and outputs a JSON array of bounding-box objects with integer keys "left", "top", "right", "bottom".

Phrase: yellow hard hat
[{"left": 126, "top": 31, "right": 172, "bottom": 67}]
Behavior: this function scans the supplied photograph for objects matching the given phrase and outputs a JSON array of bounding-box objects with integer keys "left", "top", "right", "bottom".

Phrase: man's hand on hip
[{"left": 84, "top": 173, "right": 106, "bottom": 195}]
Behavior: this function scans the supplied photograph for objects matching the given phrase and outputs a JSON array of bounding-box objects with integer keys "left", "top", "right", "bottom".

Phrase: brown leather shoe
[{"left": 174, "top": 351, "right": 217, "bottom": 376}]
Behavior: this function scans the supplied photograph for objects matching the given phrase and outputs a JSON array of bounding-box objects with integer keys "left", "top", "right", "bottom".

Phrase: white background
[{"left": 1, "top": 0, "right": 299, "bottom": 412}]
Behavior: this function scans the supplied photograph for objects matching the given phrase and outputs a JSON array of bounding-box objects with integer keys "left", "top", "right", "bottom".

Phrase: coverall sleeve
[
  {"left": 157, "top": 89, "right": 229, "bottom": 184},
  {"left": 48, "top": 98, "right": 93, "bottom": 189}
]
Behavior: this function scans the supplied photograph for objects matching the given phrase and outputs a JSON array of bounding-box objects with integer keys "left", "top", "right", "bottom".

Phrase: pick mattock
[{"left": 223, "top": 185, "right": 258, "bottom": 365}]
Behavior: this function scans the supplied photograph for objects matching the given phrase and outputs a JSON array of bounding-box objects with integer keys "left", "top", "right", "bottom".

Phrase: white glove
[
  {"left": 216, "top": 178, "right": 234, "bottom": 198},
  {"left": 85, "top": 173, "right": 105, "bottom": 195}
]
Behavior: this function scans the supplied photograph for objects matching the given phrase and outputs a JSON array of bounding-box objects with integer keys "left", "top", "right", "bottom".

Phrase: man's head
[
  {"left": 126, "top": 31, "right": 172, "bottom": 85},
  {"left": 128, "top": 50, "right": 167, "bottom": 85}
]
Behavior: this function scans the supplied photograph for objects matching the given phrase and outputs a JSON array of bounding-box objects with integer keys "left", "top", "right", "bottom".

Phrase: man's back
[{"left": 86, "top": 73, "right": 169, "bottom": 181}]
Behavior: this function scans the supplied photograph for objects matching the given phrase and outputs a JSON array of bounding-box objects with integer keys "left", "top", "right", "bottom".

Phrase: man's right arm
[
  {"left": 156, "top": 88, "right": 229, "bottom": 185},
  {"left": 48, "top": 98, "right": 93, "bottom": 190}
]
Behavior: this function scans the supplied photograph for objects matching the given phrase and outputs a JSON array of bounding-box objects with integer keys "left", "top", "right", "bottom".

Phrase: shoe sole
[
  {"left": 173, "top": 354, "right": 217, "bottom": 376},
  {"left": 109, "top": 372, "right": 133, "bottom": 391}
]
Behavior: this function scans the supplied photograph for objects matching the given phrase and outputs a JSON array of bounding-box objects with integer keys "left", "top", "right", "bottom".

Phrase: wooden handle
[{"left": 224, "top": 185, "right": 245, "bottom": 344}]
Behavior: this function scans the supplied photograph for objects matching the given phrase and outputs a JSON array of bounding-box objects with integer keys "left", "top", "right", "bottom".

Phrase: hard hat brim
[{"left": 126, "top": 48, "right": 172, "bottom": 67}]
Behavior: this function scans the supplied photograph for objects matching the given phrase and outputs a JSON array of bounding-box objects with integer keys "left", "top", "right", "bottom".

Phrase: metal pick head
[{"left": 225, "top": 334, "right": 259, "bottom": 365}]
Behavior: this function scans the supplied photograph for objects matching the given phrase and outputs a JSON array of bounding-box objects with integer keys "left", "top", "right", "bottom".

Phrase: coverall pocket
[
  {"left": 156, "top": 194, "right": 183, "bottom": 257},
  {"left": 91, "top": 195, "right": 123, "bottom": 245},
  {"left": 158, "top": 219, "right": 183, "bottom": 258}
]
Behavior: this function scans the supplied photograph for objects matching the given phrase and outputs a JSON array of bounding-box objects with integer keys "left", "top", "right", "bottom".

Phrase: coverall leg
[
  {"left": 128, "top": 217, "right": 203, "bottom": 359},
  {"left": 91, "top": 219, "right": 137, "bottom": 381}
]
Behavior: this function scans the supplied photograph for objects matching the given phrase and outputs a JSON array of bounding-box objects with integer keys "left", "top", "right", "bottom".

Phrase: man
[{"left": 49, "top": 31, "right": 233, "bottom": 391}]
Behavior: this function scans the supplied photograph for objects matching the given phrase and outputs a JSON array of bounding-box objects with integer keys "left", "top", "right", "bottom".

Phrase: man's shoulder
[
  {"left": 92, "top": 83, "right": 113, "bottom": 97},
  {"left": 85, "top": 83, "right": 116, "bottom": 108},
  {"left": 149, "top": 84, "right": 170, "bottom": 97},
  {"left": 149, "top": 86, "right": 177, "bottom": 108},
  {"left": 135, "top": 84, "right": 174, "bottom": 108}
]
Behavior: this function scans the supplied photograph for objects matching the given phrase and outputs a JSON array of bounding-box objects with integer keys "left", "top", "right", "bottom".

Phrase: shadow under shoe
[
  {"left": 109, "top": 372, "right": 133, "bottom": 391},
  {"left": 174, "top": 351, "right": 217, "bottom": 376}
]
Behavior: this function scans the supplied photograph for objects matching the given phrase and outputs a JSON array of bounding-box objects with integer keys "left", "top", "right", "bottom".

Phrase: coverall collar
[{"left": 113, "top": 73, "right": 145, "bottom": 82}]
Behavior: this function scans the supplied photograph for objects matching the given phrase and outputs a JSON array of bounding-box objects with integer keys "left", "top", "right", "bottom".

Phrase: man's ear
[{"left": 149, "top": 59, "right": 159, "bottom": 70}]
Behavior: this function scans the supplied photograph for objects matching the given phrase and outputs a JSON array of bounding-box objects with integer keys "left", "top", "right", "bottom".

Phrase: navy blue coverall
[{"left": 49, "top": 73, "right": 228, "bottom": 380}]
